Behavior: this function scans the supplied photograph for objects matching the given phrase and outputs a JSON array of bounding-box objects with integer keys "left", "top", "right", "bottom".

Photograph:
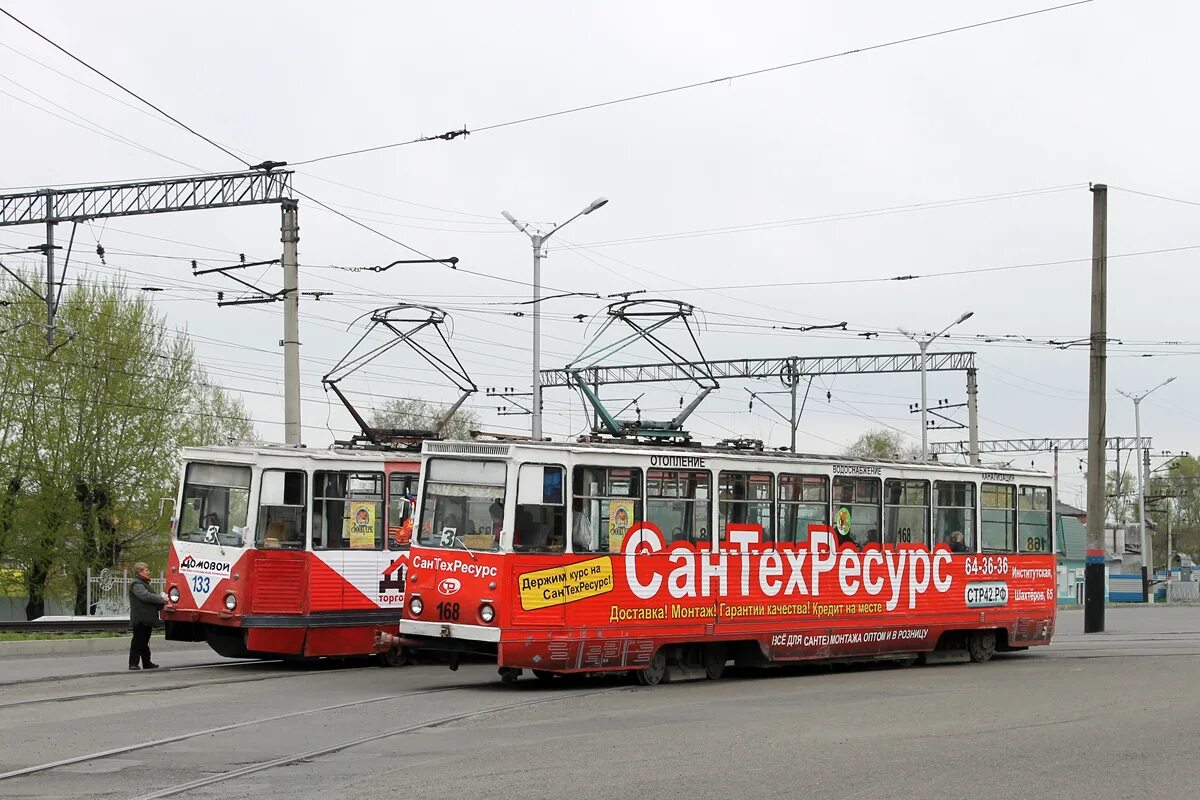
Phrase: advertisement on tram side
[{"left": 409, "top": 520, "right": 1056, "bottom": 666}]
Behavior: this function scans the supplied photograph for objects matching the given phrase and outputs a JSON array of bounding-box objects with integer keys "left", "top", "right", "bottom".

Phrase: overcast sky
[{"left": 2, "top": 0, "right": 1197, "bottom": 504}]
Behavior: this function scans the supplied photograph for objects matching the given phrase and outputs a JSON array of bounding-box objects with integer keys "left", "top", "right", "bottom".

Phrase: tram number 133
[
  {"left": 436, "top": 602, "right": 461, "bottom": 621},
  {"left": 190, "top": 575, "right": 211, "bottom": 594}
]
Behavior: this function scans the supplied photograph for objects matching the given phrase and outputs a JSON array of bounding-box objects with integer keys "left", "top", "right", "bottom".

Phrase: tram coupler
[
  {"left": 374, "top": 631, "right": 420, "bottom": 653},
  {"left": 448, "top": 653, "right": 461, "bottom": 671}
]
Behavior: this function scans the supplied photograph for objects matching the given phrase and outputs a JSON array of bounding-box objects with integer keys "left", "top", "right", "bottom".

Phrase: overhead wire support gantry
[
  {"left": 0, "top": 168, "right": 309, "bottom": 441},
  {"left": 545, "top": 350, "right": 979, "bottom": 458}
]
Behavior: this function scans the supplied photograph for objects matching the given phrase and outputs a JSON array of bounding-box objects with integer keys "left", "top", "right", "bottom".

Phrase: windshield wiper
[{"left": 453, "top": 534, "right": 478, "bottom": 561}]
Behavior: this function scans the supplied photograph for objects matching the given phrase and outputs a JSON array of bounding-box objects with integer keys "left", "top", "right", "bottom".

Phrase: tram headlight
[
  {"left": 167, "top": 586, "right": 180, "bottom": 603},
  {"left": 224, "top": 593, "right": 237, "bottom": 611},
  {"left": 479, "top": 603, "right": 495, "bottom": 624},
  {"left": 409, "top": 596, "right": 423, "bottom": 616}
]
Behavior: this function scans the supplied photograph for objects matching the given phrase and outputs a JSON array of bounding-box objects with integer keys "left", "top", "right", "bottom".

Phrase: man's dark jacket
[{"left": 129, "top": 575, "right": 166, "bottom": 628}]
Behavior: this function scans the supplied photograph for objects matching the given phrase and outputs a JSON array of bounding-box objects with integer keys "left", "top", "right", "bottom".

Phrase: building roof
[{"left": 1056, "top": 500, "right": 1086, "bottom": 517}]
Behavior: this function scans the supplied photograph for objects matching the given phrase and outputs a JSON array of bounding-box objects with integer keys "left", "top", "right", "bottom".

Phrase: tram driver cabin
[{"left": 397, "top": 440, "right": 1057, "bottom": 684}]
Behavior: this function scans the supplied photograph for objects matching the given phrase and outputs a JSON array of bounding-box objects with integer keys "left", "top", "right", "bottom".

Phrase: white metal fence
[
  {"left": 1168, "top": 582, "right": 1200, "bottom": 603},
  {"left": 85, "top": 567, "right": 165, "bottom": 616}
]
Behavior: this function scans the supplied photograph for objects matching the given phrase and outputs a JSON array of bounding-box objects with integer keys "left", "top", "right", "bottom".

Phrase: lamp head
[
  {"left": 501, "top": 210, "right": 518, "bottom": 225},
  {"left": 958, "top": 311, "right": 975, "bottom": 324},
  {"left": 584, "top": 197, "right": 609, "bottom": 214}
]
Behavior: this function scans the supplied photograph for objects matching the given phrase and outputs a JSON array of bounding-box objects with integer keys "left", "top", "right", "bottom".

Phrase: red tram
[
  {"left": 163, "top": 445, "right": 417, "bottom": 663},
  {"left": 394, "top": 440, "right": 1057, "bottom": 683}
]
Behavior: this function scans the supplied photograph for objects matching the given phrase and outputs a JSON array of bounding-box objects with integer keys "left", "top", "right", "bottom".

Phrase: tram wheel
[
  {"left": 532, "top": 669, "right": 557, "bottom": 682},
  {"left": 968, "top": 631, "right": 997, "bottom": 663},
  {"left": 499, "top": 667, "right": 522, "bottom": 684},
  {"left": 378, "top": 647, "right": 409, "bottom": 668},
  {"left": 636, "top": 650, "right": 669, "bottom": 686},
  {"left": 703, "top": 644, "right": 727, "bottom": 680}
]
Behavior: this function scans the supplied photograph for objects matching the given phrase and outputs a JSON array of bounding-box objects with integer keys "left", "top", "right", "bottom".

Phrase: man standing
[{"left": 128, "top": 562, "right": 171, "bottom": 671}]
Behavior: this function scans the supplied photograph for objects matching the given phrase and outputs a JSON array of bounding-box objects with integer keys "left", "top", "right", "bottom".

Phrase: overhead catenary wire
[
  {"left": 564, "top": 185, "right": 1086, "bottom": 250},
  {"left": 0, "top": 81, "right": 206, "bottom": 172},
  {"left": 290, "top": 1, "right": 1094, "bottom": 167},
  {"left": 0, "top": 6, "right": 251, "bottom": 168}
]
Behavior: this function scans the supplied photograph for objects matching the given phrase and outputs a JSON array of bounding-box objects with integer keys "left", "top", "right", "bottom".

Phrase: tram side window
[
  {"left": 934, "top": 481, "right": 976, "bottom": 553},
  {"left": 178, "top": 463, "right": 250, "bottom": 546},
  {"left": 388, "top": 473, "right": 417, "bottom": 551},
  {"left": 313, "top": 471, "right": 385, "bottom": 551},
  {"left": 256, "top": 469, "right": 306, "bottom": 549},
  {"left": 1018, "top": 485, "right": 1052, "bottom": 554},
  {"left": 719, "top": 472, "right": 773, "bottom": 544},
  {"left": 514, "top": 464, "right": 566, "bottom": 553},
  {"left": 647, "top": 470, "right": 711, "bottom": 545},
  {"left": 981, "top": 483, "right": 1017, "bottom": 553},
  {"left": 571, "top": 466, "right": 642, "bottom": 553},
  {"left": 832, "top": 476, "right": 881, "bottom": 547},
  {"left": 884, "top": 479, "right": 930, "bottom": 546},
  {"left": 778, "top": 474, "right": 829, "bottom": 543}
]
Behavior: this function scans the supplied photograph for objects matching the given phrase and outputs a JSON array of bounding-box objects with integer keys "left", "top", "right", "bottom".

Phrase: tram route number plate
[{"left": 440, "top": 624, "right": 451, "bottom": 638}]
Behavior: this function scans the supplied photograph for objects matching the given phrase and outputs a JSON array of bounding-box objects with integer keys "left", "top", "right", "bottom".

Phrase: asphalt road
[{"left": 1, "top": 605, "right": 1197, "bottom": 800}]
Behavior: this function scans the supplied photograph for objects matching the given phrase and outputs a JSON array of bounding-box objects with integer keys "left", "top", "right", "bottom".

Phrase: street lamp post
[
  {"left": 1118, "top": 376, "right": 1175, "bottom": 603},
  {"left": 502, "top": 197, "right": 608, "bottom": 441},
  {"left": 899, "top": 311, "right": 974, "bottom": 460}
]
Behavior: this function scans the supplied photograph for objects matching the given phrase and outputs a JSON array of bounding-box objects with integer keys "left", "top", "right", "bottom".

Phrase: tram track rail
[
  {"left": 0, "top": 682, "right": 479, "bottom": 782},
  {"left": 0, "top": 658, "right": 277, "bottom": 690},
  {"left": 0, "top": 668, "right": 317, "bottom": 711},
  {"left": 132, "top": 686, "right": 617, "bottom": 800}
]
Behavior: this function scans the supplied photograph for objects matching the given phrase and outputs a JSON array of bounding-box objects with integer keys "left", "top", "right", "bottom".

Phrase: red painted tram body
[
  {"left": 397, "top": 440, "right": 1056, "bottom": 683},
  {"left": 162, "top": 446, "right": 416, "bottom": 663}
]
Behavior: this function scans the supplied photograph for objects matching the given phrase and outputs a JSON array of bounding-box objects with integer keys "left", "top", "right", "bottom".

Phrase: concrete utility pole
[
  {"left": 281, "top": 199, "right": 301, "bottom": 446},
  {"left": 1166, "top": 513, "right": 1173, "bottom": 603},
  {"left": 966, "top": 368, "right": 980, "bottom": 465},
  {"left": 1084, "top": 183, "right": 1108, "bottom": 634}
]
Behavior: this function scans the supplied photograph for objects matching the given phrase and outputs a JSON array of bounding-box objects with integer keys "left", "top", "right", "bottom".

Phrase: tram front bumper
[
  {"left": 400, "top": 620, "right": 501, "bottom": 656},
  {"left": 401, "top": 619, "right": 501, "bottom": 642}
]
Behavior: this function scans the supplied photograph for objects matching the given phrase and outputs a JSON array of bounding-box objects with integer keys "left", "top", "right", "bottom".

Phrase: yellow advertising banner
[
  {"left": 348, "top": 501, "right": 376, "bottom": 549},
  {"left": 518, "top": 557, "right": 615, "bottom": 611}
]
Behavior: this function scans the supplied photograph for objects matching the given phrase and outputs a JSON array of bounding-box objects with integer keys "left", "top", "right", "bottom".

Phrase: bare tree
[
  {"left": 371, "top": 397, "right": 478, "bottom": 440},
  {"left": 844, "top": 429, "right": 922, "bottom": 460}
]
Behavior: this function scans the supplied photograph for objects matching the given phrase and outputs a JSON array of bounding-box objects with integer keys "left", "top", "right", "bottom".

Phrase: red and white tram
[
  {"left": 162, "top": 445, "right": 416, "bottom": 663},
  {"left": 395, "top": 439, "right": 1057, "bottom": 683}
]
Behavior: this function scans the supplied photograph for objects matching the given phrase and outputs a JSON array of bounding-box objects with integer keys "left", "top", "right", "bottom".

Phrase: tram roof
[
  {"left": 422, "top": 438, "right": 1050, "bottom": 478},
  {"left": 180, "top": 443, "right": 419, "bottom": 463}
]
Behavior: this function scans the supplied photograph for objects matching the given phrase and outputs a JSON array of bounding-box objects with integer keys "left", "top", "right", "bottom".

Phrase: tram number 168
[{"left": 436, "top": 602, "right": 460, "bottom": 621}]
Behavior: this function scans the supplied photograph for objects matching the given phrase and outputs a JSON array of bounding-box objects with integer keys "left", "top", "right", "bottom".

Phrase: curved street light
[
  {"left": 1117, "top": 376, "right": 1176, "bottom": 601},
  {"left": 899, "top": 310, "right": 974, "bottom": 460},
  {"left": 502, "top": 198, "right": 610, "bottom": 440}
]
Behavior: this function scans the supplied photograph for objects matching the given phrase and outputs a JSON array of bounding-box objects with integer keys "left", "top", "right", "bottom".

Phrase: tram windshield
[
  {"left": 418, "top": 459, "right": 506, "bottom": 552},
  {"left": 178, "top": 463, "right": 250, "bottom": 546}
]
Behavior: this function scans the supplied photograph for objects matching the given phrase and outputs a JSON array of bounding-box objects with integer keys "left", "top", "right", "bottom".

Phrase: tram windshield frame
[
  {"left": 177, "top": 462, "right": 251, "bottom": 547},
  {"left": 417, "top": 458, "right": 507, "bottom": 552}
]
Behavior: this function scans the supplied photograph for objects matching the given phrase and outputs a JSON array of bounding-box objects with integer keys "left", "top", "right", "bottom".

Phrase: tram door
[
  {"left": 510, "top": 463, "right": 569, "bottom": 627},
  {"left": 381, "top": 465, "right": 417, "bottom": 607}
]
